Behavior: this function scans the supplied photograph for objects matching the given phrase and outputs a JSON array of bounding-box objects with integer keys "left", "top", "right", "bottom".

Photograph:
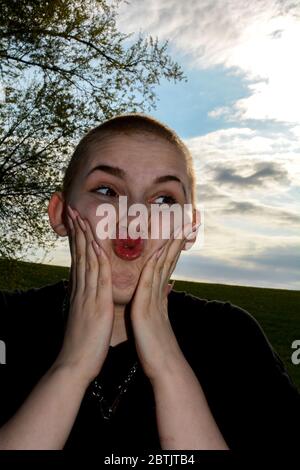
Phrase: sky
[{"left": 37, "top": 0, "right": 300, "bottom": 290}]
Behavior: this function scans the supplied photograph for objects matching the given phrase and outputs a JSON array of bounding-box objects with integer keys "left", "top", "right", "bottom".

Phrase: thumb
[{"left": 167, "top": 279, "right": 175, "bottom": 295}]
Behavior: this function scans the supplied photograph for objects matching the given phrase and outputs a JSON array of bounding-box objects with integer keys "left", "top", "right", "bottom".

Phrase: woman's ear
[
  {"left": 48, "top": 191, "right": 68, "bottom": 236},
  {"left": 182, "top": 207, "right": 201, "bottom": 251}
]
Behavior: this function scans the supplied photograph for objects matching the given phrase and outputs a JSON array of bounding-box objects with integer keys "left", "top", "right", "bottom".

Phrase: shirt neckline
[{"left": 109, "top": 339, "right": 130, "bottom": 349}]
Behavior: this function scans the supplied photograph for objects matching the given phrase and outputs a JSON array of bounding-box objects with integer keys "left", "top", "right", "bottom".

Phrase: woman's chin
[
  {"left": 110, "top": 247, "right": 149, "bottom": 302},
  {"left": 111, "top": 271, "right": 137, "bottom": 301},
  {"left": 112, "top": 265, "right": 136, "bottom": 286},
  {"left": 112, "top": 283, "right": 135, "bottom": 305}
]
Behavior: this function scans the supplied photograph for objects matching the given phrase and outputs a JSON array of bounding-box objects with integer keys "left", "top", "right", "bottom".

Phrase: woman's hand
[
  {"left": 129, "top": 222, "right": 228, "bottom": 450},
  {"left": 54, "top": 205, "right": 114, "bottom": 386},
  {"left": 130, "top": 222, "right": 200, "bottom": 381}
]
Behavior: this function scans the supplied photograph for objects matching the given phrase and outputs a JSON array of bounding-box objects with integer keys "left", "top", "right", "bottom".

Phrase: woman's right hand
[{"left": 53, "top": 204, "right": 114, "bottom": 386}]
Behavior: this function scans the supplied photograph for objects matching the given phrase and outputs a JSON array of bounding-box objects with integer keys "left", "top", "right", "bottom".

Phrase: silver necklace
[
  {"left": 90, "top": 361, "right": 139, "bottom": 421},
  {"left": 61, "top": 283, "right": 140, "bottom": 421}
]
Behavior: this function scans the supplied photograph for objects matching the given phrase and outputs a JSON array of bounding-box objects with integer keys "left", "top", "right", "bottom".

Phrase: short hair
[{"left": 62, "top": 113, "right": 197, "bottom": 208}]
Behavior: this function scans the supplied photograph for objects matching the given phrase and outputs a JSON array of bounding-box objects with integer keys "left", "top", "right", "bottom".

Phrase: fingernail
[
  {"left": 174, "top": 225, "right": 183, "bottom": 239},
  {"left": 185, "top": 222, "right": 200, "bottom": 240},
  {"left": 67, "top": 215, "right": 74, "bottom": 230},
  {"left": 168, "top": 280, "right": 175, "bottom": 292},
  {"left": 92, "top": 240, "right": 102, "bottom": 256},
  {"left": 67, "top": 204, "right": 75, "bottom": 218},
  {"left": 186, "top": 228, "right": 198, "bottom": 240},
  {"left": 156, "top": 246, "right": 164, "bottom": 258},
  {"left": 186, "top": 232, "right": 195, "bottom": 240},
  {"left": 192, "top": 222, "right": 201, "bottom": 231},
  {"left": 77, "top": 216, "right": 86, "bottom": 231},
  {"left": 181, "top": 223, "right": 192, "bottom": 238}
]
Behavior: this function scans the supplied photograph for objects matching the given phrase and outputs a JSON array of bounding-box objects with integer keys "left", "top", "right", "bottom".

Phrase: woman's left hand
[{"left": 130, "top": 222, "right": 199, "bottom": 382}]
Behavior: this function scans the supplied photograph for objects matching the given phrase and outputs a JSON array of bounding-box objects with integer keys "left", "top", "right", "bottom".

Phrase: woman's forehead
[
  {"left": 73, "top": 132, "right": 192, "bottom": 203},
  {"left": 86, "top": 132, "right": 187, "bottom": 173}
]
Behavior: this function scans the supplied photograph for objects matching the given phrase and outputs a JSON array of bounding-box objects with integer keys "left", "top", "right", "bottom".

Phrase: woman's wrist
[
  {"left": 49, "top": 359, "right": 93, "bottom": 391},
  {"left": 148, "top": 346, "right": 189, "bottom": 387}
]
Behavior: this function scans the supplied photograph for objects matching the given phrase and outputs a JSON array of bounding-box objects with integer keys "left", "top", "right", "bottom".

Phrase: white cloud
[
  {"left": 185, "top": 126, "right": 300, "bottom": 193},
  {"left": 175, "top": 126, "right": 299, "bottom": 288},
  {"left": 118, "top": 0, "right": 300, "bottom": 123}
]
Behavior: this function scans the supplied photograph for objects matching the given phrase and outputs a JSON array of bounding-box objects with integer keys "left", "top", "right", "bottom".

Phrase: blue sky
[
  {"left": 37, "top": 0, "right": 300, "bottom": 290},
  {"left": 152, "top": 64, "right": 251, "bottom": 138}
]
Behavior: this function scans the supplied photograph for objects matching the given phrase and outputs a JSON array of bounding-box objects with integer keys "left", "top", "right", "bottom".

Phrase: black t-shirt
[{"left": 0, "top": 279, "right": 299, "bottom": 451}]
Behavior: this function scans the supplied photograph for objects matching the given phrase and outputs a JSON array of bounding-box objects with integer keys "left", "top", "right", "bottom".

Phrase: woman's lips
[{"left": 112, "top": 236, "right": 144, "bottom": 261}]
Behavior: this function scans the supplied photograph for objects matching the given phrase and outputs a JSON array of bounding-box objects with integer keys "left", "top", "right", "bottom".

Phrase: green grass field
[{"left": 1, "top": 257, "right": 299, "bottom": 390}]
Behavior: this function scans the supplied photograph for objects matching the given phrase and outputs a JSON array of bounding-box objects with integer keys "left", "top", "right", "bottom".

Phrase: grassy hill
[{"left": 1, "top": 257, "right": 299, "bottom": 389}]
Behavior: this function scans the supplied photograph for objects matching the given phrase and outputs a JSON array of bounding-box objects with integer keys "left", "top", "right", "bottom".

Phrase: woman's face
[{"left": 64, "top": 132, "right": 193, "bottom": 306}]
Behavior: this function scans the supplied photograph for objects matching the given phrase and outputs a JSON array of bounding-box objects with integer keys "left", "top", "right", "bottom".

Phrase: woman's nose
[{"left": 117, "top": 212, "right": 151, "bottom": 239}]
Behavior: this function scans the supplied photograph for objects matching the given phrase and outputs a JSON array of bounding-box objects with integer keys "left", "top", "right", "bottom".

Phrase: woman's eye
[
  {"left": 153, "top": 195, "right": 177, "bottom": 205},
  {"left": 94, "top": 185, "right": 118, "bottom": 198}
]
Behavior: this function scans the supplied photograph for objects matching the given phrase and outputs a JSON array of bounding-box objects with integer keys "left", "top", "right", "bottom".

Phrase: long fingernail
[
  {"left": 186, "top": 224, "right": 200, "bottom": 240},
  {"left": 185, "top": 223, "right": 201, "bottom": 240},
  {"left": 168, "top": 280, "right": 175, "bottom": 293},
  {"left": 77, "top": 216, "right": 86, "bottom": 231},
  {"left": 92, "top": 240, "right": 102, "bottom": 256},
  {"left": 181, "top": 223, "right": 193, "bottom": 238},
  {"left": 186, "top": 226, "right": 198, "bottom": 239},
  {"left": 156, "top": 246, "right": 164, "bottom": 258},
  {"left": 174, "top": 225, "right": 184, "bottom": 239},
  {"left": 67, "top": 215, "right": 74, "bottom": 231},
  {"left": 186, "top": 231, "right": 195, "bottom": 240},
  {"left": 67, "top": 204, "right": 75, "bottom": 218}
]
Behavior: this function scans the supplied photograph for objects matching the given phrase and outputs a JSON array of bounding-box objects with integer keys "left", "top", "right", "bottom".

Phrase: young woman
[{"left": 0, "top": 114, "right": 299, "bottom": 451}]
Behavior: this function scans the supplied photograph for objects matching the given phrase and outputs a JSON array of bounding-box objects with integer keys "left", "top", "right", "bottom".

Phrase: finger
[
  {"left": 166, "top": 279, "right": 175, "bottom": 295},
  {"left": 149, "top": 224, "right": 180, "bottom": 301},
  {"left": 72, "top": 209, "right": 87, "bottom": 296},
  {"left": 162, "top": 249, "right": 182, "bottom": 294},
  {"left": 152, "top": 223, "right": 190, "bottom": 299},
  {"left": 94, "top": 243, "right": 113, "bottom": 308},
  {"left": 134, "top": 250, "right": 158, "bottom": 313},
  {"left": 162, "top": 223, "right": 200, "bottom": 286},
  {"left": 165, "top": 222, "right": 197, "bottom": 275},
  {"left": 67, "top": 205, "right": 77, "bottom": 303},
  {"left": 84, "top": 217, "right": 100, "bottom": 298},
  {"left": 184, "top": 222, "right": 201, "bottom": 250}
]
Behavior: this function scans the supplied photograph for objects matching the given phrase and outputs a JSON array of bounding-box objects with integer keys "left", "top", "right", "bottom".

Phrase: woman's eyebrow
[
  {"left": 155, "top": 174, "right": 187, "bottom": 200},
  {"left": 86, "top": 164, "right": 187, "bottom": 199},
  {"left": 87, "top": 164, "right": 126, "bottom": 179}
]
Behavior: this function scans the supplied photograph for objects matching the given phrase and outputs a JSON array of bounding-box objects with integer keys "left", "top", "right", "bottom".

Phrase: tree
[{"left": 0, "top": 0, "right": 186, "bottom": 260}]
